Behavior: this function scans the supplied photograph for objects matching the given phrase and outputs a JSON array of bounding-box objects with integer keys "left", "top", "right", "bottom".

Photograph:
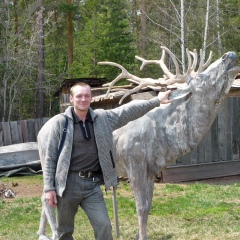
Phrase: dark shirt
[{"left": 69, "top": 108, "right": 100, "bottom": 172}]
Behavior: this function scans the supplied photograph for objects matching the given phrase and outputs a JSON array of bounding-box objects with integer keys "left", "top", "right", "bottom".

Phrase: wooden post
[{"left": 112, "top": 186, "right": 120, "bottom": 238}]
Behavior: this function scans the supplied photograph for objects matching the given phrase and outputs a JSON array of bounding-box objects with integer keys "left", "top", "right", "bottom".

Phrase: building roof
[{"left": 53, "top": 78, "right": 108, "bottom": 97}]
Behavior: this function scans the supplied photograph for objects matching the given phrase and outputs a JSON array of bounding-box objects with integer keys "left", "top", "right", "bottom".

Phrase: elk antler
[
  {"left": 135, "top": 47, "right": 186, "bottom": 84},
  {"left": 98, "top": 62, "right": 165, "bottom": 104},
  {"left": 189, "top": 49, "right": 213, "bottom": 77},
  {"left": 98, "top": 46, "right": 213, "bottom": 104},
  {"left": 158, "top": 46, "right": 193, "bottom": 85}
]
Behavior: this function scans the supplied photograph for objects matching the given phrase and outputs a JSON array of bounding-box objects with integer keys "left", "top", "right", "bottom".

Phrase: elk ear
[
  {"left": 228, "top": 65, "right": 240, "bottom": 79},
  {"left": 169, "top": 88, "right": 191, "bottom": 100}
]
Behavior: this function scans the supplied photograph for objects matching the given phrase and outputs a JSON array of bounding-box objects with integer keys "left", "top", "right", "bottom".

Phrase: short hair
[{"left": 70, "top": 82, "right": 91, "bottom": 96}]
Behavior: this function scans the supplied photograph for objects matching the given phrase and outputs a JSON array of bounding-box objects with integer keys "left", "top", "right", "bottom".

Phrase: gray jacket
[{"left": 37, "top": 97, "right": 160, "bottom": 196}]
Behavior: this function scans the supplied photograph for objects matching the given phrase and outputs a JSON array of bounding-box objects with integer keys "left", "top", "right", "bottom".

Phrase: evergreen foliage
[{"left": 70, "top": 0, "right": 136, "bottom": 82}]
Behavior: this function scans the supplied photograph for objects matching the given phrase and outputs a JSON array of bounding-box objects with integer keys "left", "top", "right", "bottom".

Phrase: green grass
[{"left": 0, "top": 176, "right": 240, "bottom": 239}]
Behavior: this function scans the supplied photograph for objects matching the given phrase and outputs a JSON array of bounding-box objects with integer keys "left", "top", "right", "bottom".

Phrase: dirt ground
[
  {"left": 0, "top": 177, "right": 43, "bottom": 199},
  {"left": 12, "top": 182, "right": 43, "bottom": 198},
  {"left": 1, "top": 174, "right": 240, "bottom": 200}
]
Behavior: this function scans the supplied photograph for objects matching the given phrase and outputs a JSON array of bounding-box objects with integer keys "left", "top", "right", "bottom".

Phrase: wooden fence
[
  {"left": 1, "top": 97, "right": 240, "bottom": 150},
  {"left": 176, "top": 97, "right": 240, "bottom": 164},
  {"left": 0, "top": 117, "right": 50, "bottom": 147},
  {"left": 162, "top": 96, "right": 240, "bottom": 182},
  {"left": 0, "top": 97, "right": 240, "bottom": 182},
  {"left": 1, "top": 97, "right": 240, "bottom": 156}
]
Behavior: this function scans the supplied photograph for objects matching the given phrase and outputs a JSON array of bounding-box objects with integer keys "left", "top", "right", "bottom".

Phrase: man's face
[{"left": 70, "top": 85, "right": 92, "bottom": 112}]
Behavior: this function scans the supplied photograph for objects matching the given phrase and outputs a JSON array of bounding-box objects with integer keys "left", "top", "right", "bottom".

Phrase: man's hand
[
  {"left": 45, "top": 190, "right": 58, "bottom": 208},
  {"left": 158, "top": 90, "right": 174, "bottom": 104}
]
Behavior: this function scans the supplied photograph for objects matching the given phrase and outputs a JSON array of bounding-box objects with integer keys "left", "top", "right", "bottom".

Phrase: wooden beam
[
  {"left": 161, "top": 160, "right": 240, "bottom": 183},
  {"left": 227, "top": 88, "right": 240, "bottom": 97}
]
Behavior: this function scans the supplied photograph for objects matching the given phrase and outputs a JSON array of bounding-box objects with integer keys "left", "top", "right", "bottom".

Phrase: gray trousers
[{"left": 56, "top": 171, "right": 113, "bottom": 240}]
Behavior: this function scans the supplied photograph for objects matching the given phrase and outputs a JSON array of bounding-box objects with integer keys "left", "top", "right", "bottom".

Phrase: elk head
[{"left": 188, "top": 51, "right": 239, "bottom": 108}]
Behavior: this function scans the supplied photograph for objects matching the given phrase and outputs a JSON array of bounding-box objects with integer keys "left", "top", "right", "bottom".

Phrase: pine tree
[{"left": 70, "top": 0, "right": 136, "bottom": 83}]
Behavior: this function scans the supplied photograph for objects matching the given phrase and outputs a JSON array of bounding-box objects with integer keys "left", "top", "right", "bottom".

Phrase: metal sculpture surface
[{"left": 38, "top": 47, "right": 240, "bottom": 240}]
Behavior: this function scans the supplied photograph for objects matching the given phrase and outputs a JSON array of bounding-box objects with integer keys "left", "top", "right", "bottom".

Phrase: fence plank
[
  {"left": 232, "top": 97, "right": 240, "bottom": 159},
  {"left": 190, "top": 149, "right": 198, "bottom": 164},
  {"left": 196, "top": 137, "right": 205, "bottom": 163},
  {"left": 17, "top": 121, "right": 23, "bottom": 143},
  {"left": 204, "top": 126, "right": 212, "bottom": 163},
  {"left": 34, "top": 118, "right": 42, "bottom": 140},
  {"left": 226, "top": 98, "right": 233, "bottom": 161},
  {"left": 10, "top": 121, "right": 21, "bottom": 144},
  {"left": 210, "top": 117, "right": 219, "bottom": 162},
  {"left": 27, "top": 119, "right": 36, "bottom": 142},
  {"left": 2, "top": 122, "right": 12, "bottom": 145},
  {"left": 0, "top": 123, "right": 3, "bottom": 147},
  {"left": 43, "top": 117, "right": 50, "bottom": 125},
  {"left": 20, "top": 120, "right": 28, "bottom": 143},
  {"left": 218, "top": 100, "right": 227, "bottom": 160}
]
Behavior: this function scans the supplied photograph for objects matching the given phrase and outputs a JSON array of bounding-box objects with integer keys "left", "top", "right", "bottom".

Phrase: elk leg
[
  {"left": 38, "top": 194, "right": 58, "bottom": 240},
  {"left": 44, "top": 199, "right": 58, "bottom": 240},
  {"left": 128, "top": 168, "right": 155, "bottom": 240},
  {"left": 37, "top": 196, "right": 49, "bottom": 239}
]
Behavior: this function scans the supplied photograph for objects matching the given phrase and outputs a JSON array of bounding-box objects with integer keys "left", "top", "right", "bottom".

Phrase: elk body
[{"left": 111, "top": 51, "right": 239, "bottom": 240}]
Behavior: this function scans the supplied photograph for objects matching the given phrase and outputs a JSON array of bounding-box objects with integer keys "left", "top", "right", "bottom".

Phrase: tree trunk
[
  {"left": 132, "top": 0, "right": 138, "bottom": 48},
  {"left": 67, "top": 0, "right": 73, "bottom": 78},
  {"left": 203, "top": 0, "right": 210, "bottom": 61},
  {"left": 13, "top": 0, "right": 18, "bottom": 50},
  {"left": 36, "top": 0, "right": 45, "bottom": 118},
  {"left": 180, "top": 0, "right": 185, "bottom": 74},
  {"left": 216, "top": 0, "right": 222, "bottom": 56},
  {"left": 2, "top": 3, "right": 11, "bottom": 122},
  {"left": 140, "top": 0, "right": 147, "bottom": 57}
]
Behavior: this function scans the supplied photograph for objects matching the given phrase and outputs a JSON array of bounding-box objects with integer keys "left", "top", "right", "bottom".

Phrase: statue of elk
[
  {"left": 99, "top": 46, "right": 239, "bottom": 240},
  {"left": 38, "top": 46, "right": 239, "bottom": 240}
]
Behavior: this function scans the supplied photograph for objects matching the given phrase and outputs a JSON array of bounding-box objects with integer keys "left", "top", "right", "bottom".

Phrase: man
[{"left": 38, "top": 82, "right": 173, "bottom": 240}]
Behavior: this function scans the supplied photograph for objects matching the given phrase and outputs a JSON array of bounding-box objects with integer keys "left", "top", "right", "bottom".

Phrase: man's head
[{"left": 69, "top": 82, "right": 92, "bottom": 112}]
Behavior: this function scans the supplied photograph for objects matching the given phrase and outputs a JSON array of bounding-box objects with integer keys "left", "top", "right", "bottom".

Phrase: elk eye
[{"left": 222, "top": 53, "right": 227, "bottom": 61}]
